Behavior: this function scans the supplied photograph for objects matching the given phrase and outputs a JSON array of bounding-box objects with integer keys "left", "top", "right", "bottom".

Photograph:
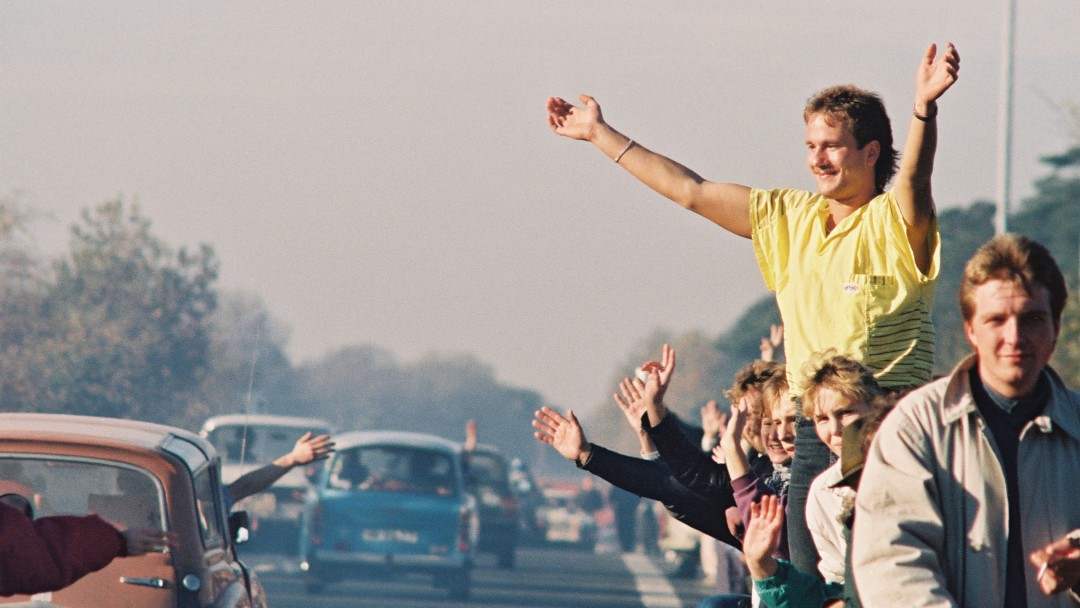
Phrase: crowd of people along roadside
[{"left": 536, "top": 40, "right": 1080, "bottom": 608}]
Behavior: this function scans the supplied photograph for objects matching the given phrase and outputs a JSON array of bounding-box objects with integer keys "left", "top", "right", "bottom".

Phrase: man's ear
[
  {"left": 864, "top": 140, "right": 880, "bottom": 166},
  {"left": 963, "top": 321, "right": 977, "bottom": 350}
]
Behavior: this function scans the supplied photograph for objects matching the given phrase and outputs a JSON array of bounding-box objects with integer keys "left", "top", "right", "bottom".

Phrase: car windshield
[
  {"left": 327, "top": 446, "right": 455, "bottom": 496},
  {"left": 206, "top": 424, "right": 330, "bottom": 465},
  {"left": 0, "top": 455, "right": 165, "bottom": 530}
]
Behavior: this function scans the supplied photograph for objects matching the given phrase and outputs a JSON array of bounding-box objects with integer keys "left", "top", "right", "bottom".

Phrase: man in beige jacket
[{"left": 851, "top": 234, "right": 1080, "bottom": 607}]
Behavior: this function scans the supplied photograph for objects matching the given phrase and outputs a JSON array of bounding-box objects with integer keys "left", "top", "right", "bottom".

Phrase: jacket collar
[{"left": 939, "top": 354, "right": 1080, "bottom": 441}]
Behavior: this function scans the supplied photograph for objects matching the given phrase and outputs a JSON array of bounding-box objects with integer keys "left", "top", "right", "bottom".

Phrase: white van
[{"left": 200, "top": 414, "right": 335, "bottom": 553}]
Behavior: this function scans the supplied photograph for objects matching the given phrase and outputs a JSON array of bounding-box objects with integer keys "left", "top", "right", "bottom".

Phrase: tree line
[
  {"left": 2, "top": 137, "right": 1078, "bottom": 477},
  {"left": 0, "top": 197, "right": 541, "bottom": 464}
]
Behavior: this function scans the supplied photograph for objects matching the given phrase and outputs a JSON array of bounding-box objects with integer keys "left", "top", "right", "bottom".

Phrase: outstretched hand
[
  {"left": 701, "top": 400, "right": 728, "bottom": 438},
  {"left": 722, "top": 395, "right": 751, "bottom": 448},
  {"left": 121, "top": 527, "right": 177, "bottom": 556},
  {"left": 743, "top": 494, "right": 784, "bottom": 580},
  {"left": 464, "top": 419, "right": 478, "bottom": 453},
  {"left": 288, "top": 432, "right": 335, "bottom": 467},
  {"left": 614, "top": 377, "right": 649, "bottom": 433},
  {"left": 915, "top": 42, "right": 960, "bottom": 106},
  {"left": 759, "top": 324, "right": 783, "bottom": 363},
  {"left": 532, "top": 406, "right": 590, "bottom": 465},
  {"left": 546, "top": 94, "right": 604, "bottom": 141},
  {"left": 629, "top": 344, "right": 676, "bottom": 427}
]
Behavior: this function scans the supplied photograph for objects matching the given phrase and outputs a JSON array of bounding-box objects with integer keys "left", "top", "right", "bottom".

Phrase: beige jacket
[{"left": 851, "top": 355, "right": 1080, "bottom": 607}]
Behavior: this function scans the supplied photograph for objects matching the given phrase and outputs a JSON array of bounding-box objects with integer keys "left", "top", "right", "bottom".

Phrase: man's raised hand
[
  {"left": 532, "top": 406, "right": 590, "bottom": 465},
  {"left": 546, "top": 94, "right": 603, "bottom": 141},
  {"left": 915, "top": 42, "right": 960, "bottom": 108}
]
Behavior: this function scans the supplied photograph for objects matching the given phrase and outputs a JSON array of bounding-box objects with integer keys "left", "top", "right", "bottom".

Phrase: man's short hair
[
  {"left": 804, "top": 85, "right": 898, "bottom": 193},
  {"left": 958, "top": 234, "right": 1068, "bottom": 329},
  {"left": 800, "top": 351, "right": 883, "bottom": 419}
]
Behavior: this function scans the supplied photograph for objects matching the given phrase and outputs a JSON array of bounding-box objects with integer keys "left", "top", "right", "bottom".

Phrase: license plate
[{"left": 362, "top": 529, "right": 419, "bottom": 544}]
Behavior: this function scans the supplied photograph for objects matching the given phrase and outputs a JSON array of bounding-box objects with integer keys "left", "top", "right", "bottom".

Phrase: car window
[
  {"left": 193, "top": 467, "right": 225, "bottom": 548},
  {"left": 328, "top": 446, "right": 455, "bottom": 496},
  {"left": 0, "top": 456, "right": 165, "bottom": 530},
  {"left": 207, "top": 424, "right": 331, "bottom": 465},
  {"left": 465, "top": 452, "right": 508, "bottom": 492}
]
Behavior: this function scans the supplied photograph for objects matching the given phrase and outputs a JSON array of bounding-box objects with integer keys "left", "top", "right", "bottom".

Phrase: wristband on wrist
[
  {"left": 613, "top": 139, "right": 635, "bottom": 163},
  {"left": 913, "top": 104, "right": 938, "bottom": 122},
  {"left": 575, "top": 447, "right": 594, "bottom": 469}
]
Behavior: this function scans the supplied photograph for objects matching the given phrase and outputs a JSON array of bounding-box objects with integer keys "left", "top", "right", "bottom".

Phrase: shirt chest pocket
[{"left": 843, "top": 274, "right": 898, "bottom": 322}]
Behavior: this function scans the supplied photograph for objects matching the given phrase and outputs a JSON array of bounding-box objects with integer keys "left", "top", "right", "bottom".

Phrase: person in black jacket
[{"left": 532, "top": 356, "right": 782, "bottom": 550}]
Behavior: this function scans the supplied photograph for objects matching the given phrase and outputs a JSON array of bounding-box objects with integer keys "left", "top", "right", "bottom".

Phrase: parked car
[
  {"left": 298, "top": 431, "right": 478, "bottom": 599},
  {"left": 464, "top": 444, "right": 519, "bottom": 568},
  {"left": 536, "top": 486, "right": 597, "bottom": 551},
  {"left": 0, "top": 413, "right": 266, "bottom": 608},
  {"left": 200, "top": 413, "right": 335, "bottom": 553}
]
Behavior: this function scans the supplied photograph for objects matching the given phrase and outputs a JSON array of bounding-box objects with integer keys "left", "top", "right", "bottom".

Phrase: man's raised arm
[
  {"left": 892, "top": 42, "right": 960, "bottom": 275},
  {"left": 547, "top": 94, "right": 753, "bottom": 237}
]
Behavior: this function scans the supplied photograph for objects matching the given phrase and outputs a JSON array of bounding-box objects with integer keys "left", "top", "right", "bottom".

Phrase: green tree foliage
[
  {"left": 29, "top": 199, "right": 218, "bottom": 423},
  {"left": 0, "top": 198, "right": 52, "bottom": 409},
  {"left": 931, "top": 202, "right": 996, "bottom": 371}
]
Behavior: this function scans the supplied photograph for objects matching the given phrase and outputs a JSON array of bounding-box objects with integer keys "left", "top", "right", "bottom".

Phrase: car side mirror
[{"left": 228, "top": 510, "right": 251, "bottom": 544}]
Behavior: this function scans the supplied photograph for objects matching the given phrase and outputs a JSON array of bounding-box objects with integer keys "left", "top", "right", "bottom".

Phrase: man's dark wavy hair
[{"left": 805, "top": 85, "right": 898, "bottom": 194}]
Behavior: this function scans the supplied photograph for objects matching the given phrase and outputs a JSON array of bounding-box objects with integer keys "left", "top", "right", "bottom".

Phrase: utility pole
[{"left": 995, "top": 0, "right": 1016, "bottom": 235}]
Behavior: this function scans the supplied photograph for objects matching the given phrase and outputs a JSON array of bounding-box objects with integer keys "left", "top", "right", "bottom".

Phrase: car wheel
[{"left": 447, "top": 568, "right": 471, "bottom": 600}]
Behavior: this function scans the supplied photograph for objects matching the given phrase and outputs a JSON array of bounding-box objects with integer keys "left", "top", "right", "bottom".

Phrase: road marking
[{"left": 622, "top": 553, "right": 683, "bottom": 608}]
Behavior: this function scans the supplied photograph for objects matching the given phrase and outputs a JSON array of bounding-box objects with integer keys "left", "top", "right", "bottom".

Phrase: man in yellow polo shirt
[{"left": 545, "top": 42, "right": 960, "bottom": 578}]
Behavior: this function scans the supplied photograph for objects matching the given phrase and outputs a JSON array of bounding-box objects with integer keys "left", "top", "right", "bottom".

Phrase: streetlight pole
[{"left": 995, "top": 0, "right": 1016, "bottom": 235}]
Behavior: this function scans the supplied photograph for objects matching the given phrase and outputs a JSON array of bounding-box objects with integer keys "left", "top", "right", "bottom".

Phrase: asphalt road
[{"left": 245, "top": 544, "right": 718, "bottom": 608}]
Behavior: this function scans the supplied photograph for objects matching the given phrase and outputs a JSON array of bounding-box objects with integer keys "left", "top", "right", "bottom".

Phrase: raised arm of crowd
[{"left": 538, "top": 38, "right": 1080, "bottom": 608}]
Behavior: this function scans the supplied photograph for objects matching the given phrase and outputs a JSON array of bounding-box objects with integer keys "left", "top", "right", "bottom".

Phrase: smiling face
[
  {"left": 805, "top": 113, "right": 879, "bottom": 206},
  {"left": 813, "top": 388, "right": 866, "bottom": 458},
  {"left": 761, "top": 391, "right": 797, "bottom": 465},
  {"left": 964, "top": 279, "right": 1058, "bottom": 398}
]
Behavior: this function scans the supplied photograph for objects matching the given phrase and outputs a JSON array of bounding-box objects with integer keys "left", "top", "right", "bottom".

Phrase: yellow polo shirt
[{"left": 750, "top": 188, "right": 939, "bottom": 394}]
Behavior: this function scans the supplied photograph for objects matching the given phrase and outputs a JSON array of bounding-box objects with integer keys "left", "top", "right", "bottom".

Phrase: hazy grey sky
[{"left": 3, "top": 1, "right": 1079, "bottom": 416}]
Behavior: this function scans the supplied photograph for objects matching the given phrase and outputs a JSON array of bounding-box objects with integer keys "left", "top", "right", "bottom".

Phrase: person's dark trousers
[{"left": 787, "top": 412, "right": 833, "bottom": 578}]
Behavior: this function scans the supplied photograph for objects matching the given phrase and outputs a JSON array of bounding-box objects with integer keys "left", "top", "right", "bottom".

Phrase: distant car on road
[
  {"left": 298, "top": 430, "right": 478, "bottom": 600},
  {"left": 537, "top": 486, "right": 597, "bottom": 551},
  {"left": 509, "top": 457, "right": 546, "bottom": 545},
  {"left": 200, "top": 413, "right": 335, "bottom": 552},
  {"left": 465, "top": 444, "right": 519, "bottom": 568},
  {"left": 0, "top": 413, "right": 266, "bottom": 608}
]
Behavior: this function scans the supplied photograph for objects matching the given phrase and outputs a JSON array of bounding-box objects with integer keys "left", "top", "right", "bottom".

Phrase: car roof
[
  {"left": 0, "top": 413, "right": 215, "bottom": 470},
  {"left": 200, "top": 413, "right": 335, "bottom": 433},
  {"left": 332, "top": 430, "right": 462, "bottom": 453},
  {"left": 468, "top": 444, "right": 506, "bottom": 458}
]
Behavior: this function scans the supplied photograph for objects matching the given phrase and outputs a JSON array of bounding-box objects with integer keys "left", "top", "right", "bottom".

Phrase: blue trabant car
[{"left": 298, "top": 431, "right": 478, "bottom": 599}]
